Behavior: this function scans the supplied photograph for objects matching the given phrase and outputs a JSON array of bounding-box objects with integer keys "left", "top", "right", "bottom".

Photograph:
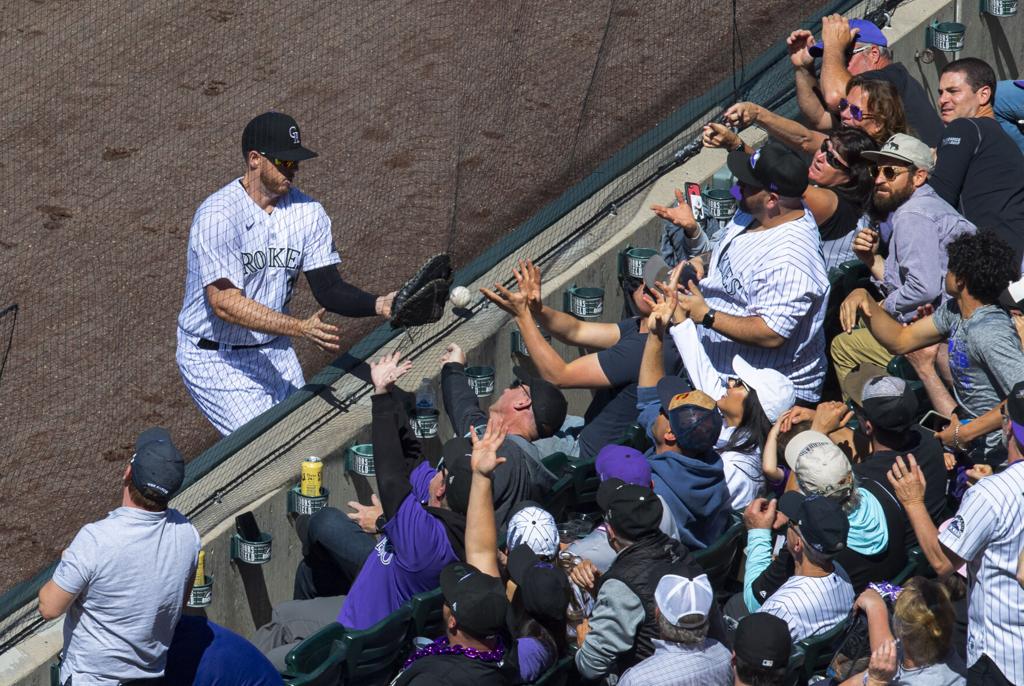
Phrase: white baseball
[{"left": 450, "top": 286, "right": 472, "bottom": 308}]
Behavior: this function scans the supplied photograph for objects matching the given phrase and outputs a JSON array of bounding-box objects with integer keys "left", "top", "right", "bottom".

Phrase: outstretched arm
[
  {"left": 305, "top": 264, "right": 394, "bottom": 318},
  {"left": 840, "top": 289, "right": 945, "bottom": 353},
  {"left": 465, "top": 416, "right": 508, "bottom": 577},
  {"left": 723, "top": 102, "right": 827, "bottom": 157},
  {"left": 370, "top": 352, "right": 416, "bottom": 519}
]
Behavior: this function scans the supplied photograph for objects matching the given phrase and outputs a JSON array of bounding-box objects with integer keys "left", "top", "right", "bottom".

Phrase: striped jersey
[
  {"left": 938, "top": 460, "right": 1024, "bottom": 683},
  {"left": 177, "top": 178, "right": 341, "bottom": 345},
  {"left": 758, "top": 563, "right": 854, "bottom": 642},
  {"left": 699, "top": 208, "right": 830, "bottom": 401}
]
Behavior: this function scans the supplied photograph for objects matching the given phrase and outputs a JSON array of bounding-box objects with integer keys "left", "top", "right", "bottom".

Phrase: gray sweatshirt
[
  {"left": 575, "top": 578, "right": 646, "bottom": 681},
  {"left": 876, "top": 183, "right": 976, "bottom": 321}
]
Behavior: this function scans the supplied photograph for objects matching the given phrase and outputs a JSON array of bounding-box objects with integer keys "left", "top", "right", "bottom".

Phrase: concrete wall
[{"left": 3, "top": 0, "right": 978, "bottom": 682}]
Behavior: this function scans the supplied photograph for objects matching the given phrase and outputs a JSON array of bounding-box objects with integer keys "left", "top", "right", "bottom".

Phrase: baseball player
[{"left": 176, "top": 112, "right": 395, "bottom": 435}]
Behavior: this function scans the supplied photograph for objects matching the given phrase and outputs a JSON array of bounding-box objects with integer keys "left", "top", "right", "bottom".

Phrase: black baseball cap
[
  {"left": 778, "top": 491, "right": 849, "bottom": 556},
  {"left": 130, "top": 427, "right": 185, "bottom": 504},
  {"left": 1005, "top": 380, "right": 1024, "bottom": 446},
  {"left": 596, "top": 478, "right": 663, "bottom": 539},
  {"left": 439, "top": 438, "right": 474, "bottom": 515},
  {"left": 843, "top": 365, "right": 918, "bottom": 433},
  {"left": 513, "top": 367, "right": 568, "bottom": 439},
  {"left": 241, "top": 112, "right": 318, "bottom": 162},
  {"left": 440, "top": 562, "right": 509, "bottom": 640},
  {"left": 734, "top": 613, "right": 792, "bottom": 670},
  {"left": 507, "top": 544, "right": 571, "bottom": 623},
  {"left": 727, "top": 141, "right": 808, "bottom": 197}
]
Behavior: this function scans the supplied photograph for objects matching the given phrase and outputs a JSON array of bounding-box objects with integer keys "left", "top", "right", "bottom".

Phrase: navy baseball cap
[
  {"left": 778, "top": 491, "right": 849, "bottom": 556},
  {"left": 735, "top": 613, "right": 792, "bottom": 669},
  {"left": 440, "top": 562, "right": 509, "bottom": 640},
  {"left": 439, "top": 438, "right": 474, "bottom": 515},
  {"left": 727, "top": 142, "right": 808, "bottom": 197},
  {"left": 809, "top": 19, "right": 888, "bottom": 57},
  {"left": 507, "top": 544, "right": 571, "bottom": 623},
  {"left": 242, "top": 112, "right": 318, "bottom": 161},
  {"left": 597, "top": 478, "right": 663, "bottom": 539},
  {"left": 130, "top": 427, "right": 185, "bottom": 503}
]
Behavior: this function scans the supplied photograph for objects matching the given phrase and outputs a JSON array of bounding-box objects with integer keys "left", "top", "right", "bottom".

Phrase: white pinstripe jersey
[
  {"left": 758, "top": 563, "right": 854, "bottom": 643},
  {"left": 176, "top": 179, "right": 340, "bottom": 346},
  {"left": 939, "top": 460, "right": 1024, "bottom": 683},
  {"left": 699, "top": 208, "right": 830, "bottom": 401}
]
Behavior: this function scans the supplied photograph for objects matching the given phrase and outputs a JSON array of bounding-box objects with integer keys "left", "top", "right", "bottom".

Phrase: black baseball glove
[{"left": 390, "top": 253, "right": 453, "bottom": 329}]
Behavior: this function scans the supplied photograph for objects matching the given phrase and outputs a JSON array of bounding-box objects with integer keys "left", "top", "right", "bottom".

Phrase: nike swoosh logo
[{"left": 245, "top": 221, "right": 255, "bottom": 231}]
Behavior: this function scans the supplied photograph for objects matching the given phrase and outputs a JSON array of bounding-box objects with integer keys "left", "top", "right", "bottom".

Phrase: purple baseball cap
[
  {"left": 809, "top": 18, "right": 888, "bottom": 58},
  {"left": 1006, "top": 381, "right": 1024, "bottom": 447},
  {"left": 595, "top": 444, "right": 651, "bottom": 486},
  {"left": 1015, "top": 81, "right": 1024, "bottom": 90}
]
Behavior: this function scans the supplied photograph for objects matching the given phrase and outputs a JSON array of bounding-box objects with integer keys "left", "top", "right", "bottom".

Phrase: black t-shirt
[
  {"left": 393, "top": 654, "right": 512, "bottom": 686},
  {"left": 861, "top": 63, "right": 944, "bottom": 147},
  {"left": 578, "top": 318, "right": 683, "bottom": 460},
  {"left": 853, "top": 428, "right": 949, "bottom": 549},
  {"left": 818, "top": 191, "right": 863, "bottom": 244},
  {"left": 929, "top": 117, "right": 1024, "bottom": 264}
]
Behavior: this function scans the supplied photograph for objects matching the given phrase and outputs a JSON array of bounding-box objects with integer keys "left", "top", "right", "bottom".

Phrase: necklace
[{"left": 402, "top": 635, "right": 505, "bottom": 669}]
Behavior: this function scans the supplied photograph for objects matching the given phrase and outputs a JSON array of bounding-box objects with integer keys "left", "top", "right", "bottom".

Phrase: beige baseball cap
[
  {"left": 783, "top": 430, "right": 853, "bottom": 497},
  {"left": 861, "top": 133, "right": 934, "bottom": 173}
]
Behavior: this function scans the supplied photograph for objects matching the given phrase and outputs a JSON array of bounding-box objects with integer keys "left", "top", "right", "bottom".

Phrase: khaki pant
[{"left": 830, "top": 327, "right": 895, "bottom": 393}]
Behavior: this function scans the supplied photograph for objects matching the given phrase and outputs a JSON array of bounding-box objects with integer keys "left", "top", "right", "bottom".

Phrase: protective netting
[{"left": 0, "top": 0, "right": 892, "bottom": 654}]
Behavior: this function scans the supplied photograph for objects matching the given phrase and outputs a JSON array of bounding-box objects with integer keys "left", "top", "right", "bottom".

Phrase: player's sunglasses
[
  {"left": 261, "top": 153, "right": 298, "bottom": 170},
  {"left": 819, "top": 139, "right": 850, "bottom": 173},
  {"left": 838, "top": 98, "right": 872, "bottom": 122},
  {"left": 871, "top": 164, "right": 911, "bottom": 181}
]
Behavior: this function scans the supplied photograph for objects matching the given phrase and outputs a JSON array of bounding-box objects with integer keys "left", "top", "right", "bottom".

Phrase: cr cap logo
[{"left": 288, "top": 125, "right": 300, "bottom": 144}]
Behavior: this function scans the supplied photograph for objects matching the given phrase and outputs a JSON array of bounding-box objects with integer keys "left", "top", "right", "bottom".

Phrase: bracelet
[
  {"left": 732, "top": 138, "right": 745, "bottom": 152},
  {"left": 953, "top": 423, "right": 961, "bottom": 452}
]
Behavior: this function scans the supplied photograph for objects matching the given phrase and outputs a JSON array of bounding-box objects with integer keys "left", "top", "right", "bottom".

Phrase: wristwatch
[
  {"left": 731, "top": 138, "right": 745, "bottom": 152},
  {"left": 375, "top": 514, "right": 387, "bottom": 535},
  {"left": 701, "top": 308, "right": 717, "bottom": 330}
]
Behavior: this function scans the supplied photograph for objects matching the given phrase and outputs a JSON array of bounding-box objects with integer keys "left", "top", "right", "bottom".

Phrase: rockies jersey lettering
[
  {"left": 177, "top": 178, "right": 340, "bottom": 346},
  {"left": 758, "top": 563, "right": 855, "bottom": 642},
  {"left": 938, "top": 461, "right": 1024, "bottom": 683},
  {"left": 699, "top": 208, "right": 829, "bottom": 401}
]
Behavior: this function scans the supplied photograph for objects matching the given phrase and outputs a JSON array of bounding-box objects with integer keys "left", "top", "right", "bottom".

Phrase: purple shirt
[{"left": 338, "top": 462, "right": 457, "bottom": 629}]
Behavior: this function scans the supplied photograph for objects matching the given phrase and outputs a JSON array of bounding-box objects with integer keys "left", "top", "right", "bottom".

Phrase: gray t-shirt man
[
  {"left": 932, "top": 301, "right": 1024, "bottom": 459},
  {"left": 53, "top": 507, "right": 201, "bottom": 685}
]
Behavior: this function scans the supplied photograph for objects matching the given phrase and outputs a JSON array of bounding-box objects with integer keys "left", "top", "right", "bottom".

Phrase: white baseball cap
[
  {"left": 506, "top": 504, "right": 559, "bottom": 559},
  {"left": 784, "top": 430, "right": 853, "bottom": 498},
  {"left": 732, "top": 355, "right": 796, "bottom": 423},
  {"left": 654, "top": 573, "right": 713, "bottom": 628}
]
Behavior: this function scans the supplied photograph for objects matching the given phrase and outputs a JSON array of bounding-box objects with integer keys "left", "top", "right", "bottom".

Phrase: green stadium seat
[
  {"left": 542, "top": 451, "right": 570, "bottom": 476},
  {"left": 340, "top": 605, "right": 414, "bottom": 685},
  {"left": 50, "top": 661, "right": 60, "bottom": 686},
  {"left": 544, "top": 472, "right": 575, "bottom": 521},
  {"left": 407, "top": 587, "right": 445, "bottom": 640},
  {"left": 891, "top": 546, "right": 931, "bottom": 584},
  {"left": 284, "top": 605, "right": 413, "bottom": 686},
  {"left": 530, "top": 654, "right": 576, "bottom": 685},
  {"left": 618, "top": 422, "right": 652, "bottom": 453},
  {"left": 693, "top": 511, "right": 744, "bottom": 594},
  {"left": 568, "top": 456, "right": 599, "bottom": 506},
  {"left": 283, "top": 622, "right": 348, "bottom": 686},
  {"left": 795, "top": 616, "right": 850, "bottom": 683},
  {"left": 783, "top": 646, "right": 806, "bottom": 686}
]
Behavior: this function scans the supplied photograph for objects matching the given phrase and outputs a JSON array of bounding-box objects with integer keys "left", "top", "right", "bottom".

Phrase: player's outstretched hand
[
  {"left": 470, "top": 415, "right": 508, "bottom": 477},
  {"left": 369, "top": 350, "right": 413, "bottom": 394},
  {"left": 375, "top": 291, "right": 397, "bottom": 317},
  {"left": 299, "top": 308, "right": 341, "bottom": 353}
]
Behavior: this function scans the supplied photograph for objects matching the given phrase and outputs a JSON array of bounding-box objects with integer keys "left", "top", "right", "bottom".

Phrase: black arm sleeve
[
  {"left": 751, "top": 547, "right": 796, "bottom": 605},
  {"left": 305, "top": 264, "right": 378, "bottom": 317},
  {"left": 372, "top": 393, "right": 414, "bottom": 519},
  {"left": 441, "top": 362, "right": 488, "bottom": 437}
]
